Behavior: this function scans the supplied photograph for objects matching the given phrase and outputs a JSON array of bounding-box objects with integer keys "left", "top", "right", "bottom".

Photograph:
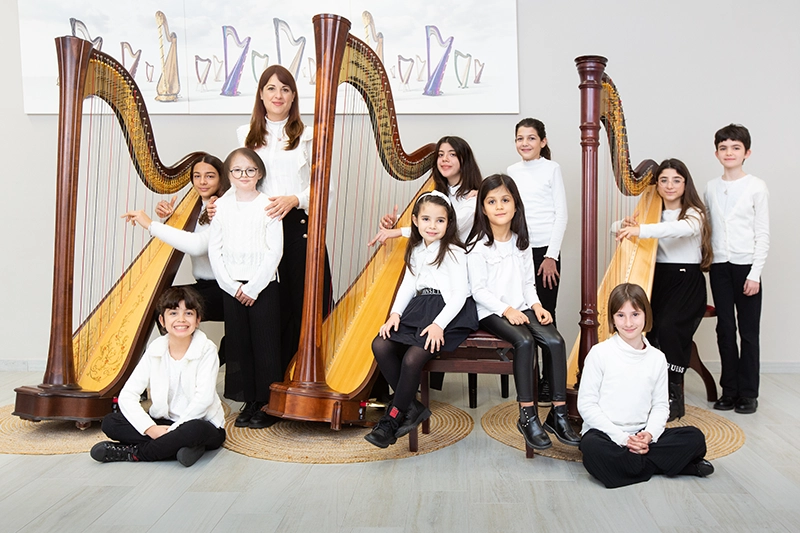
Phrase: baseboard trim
[
  {"left": 696, "top": 361, "right": 800, "bottom": 374},
  {"left": 0, "top": 360, "right": 47, "bottom": 372}
]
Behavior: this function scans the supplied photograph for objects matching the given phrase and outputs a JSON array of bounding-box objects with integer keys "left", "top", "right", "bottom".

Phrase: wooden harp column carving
[
  {"left": 14, "top": 36, "right": 205, "bottom": 424},
  {"left": 267, "top": 14, "right": 435, "bottom": 429}
]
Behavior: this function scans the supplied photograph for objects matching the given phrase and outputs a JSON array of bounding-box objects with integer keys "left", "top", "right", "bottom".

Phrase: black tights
[
  {"left": 371, "top": 336, "right": 436, "bottom": 413},
  {"left": 479, "top": 311, "right": 568, "bottom": 403}
]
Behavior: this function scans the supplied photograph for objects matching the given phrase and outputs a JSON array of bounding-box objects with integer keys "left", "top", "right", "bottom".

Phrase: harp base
[
  {"left": 13, "top": 385, "right": 112, "bottom": 424},
  {"left": 267, "top": 381, "right": 368, "bottom": 431},
  {"left": 155, "top": 94, "right": 178, "bottom": 102}
]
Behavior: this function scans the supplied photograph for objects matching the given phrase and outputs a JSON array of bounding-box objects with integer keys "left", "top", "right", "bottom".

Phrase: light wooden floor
[{"left": 1, "top": 370, "right": 799, "bottom": 533}]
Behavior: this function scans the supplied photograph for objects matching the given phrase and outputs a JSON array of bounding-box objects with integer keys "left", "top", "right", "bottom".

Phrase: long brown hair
[
  {"left": 466, "top": 174, "right": 529, "bottom": 252},
  {"left": 404, "top": 193, "right": 464, "bottom": 275},
  {"left": 653, "top": 158, "right": 713, "bottom": 271},
  {"left": 432, "top": 136, "right": 482, "bottom": 199},
  {"left": 244, "top": 65, "right": 304, "bottom": 151},
  {"left": 194, "top": 154, "right": 228, "bottom": 225}
]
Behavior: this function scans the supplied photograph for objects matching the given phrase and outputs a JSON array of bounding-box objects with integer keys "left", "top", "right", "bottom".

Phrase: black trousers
[
  {"left": 579, "top": 427, "right": 707, "bottom": 488},
  {"left": 101, "top": 411, "right": 226, "bottom": 462},
  {"left": 647, "top": 263, "right": 707, "bottom": 380},
  {"left": 278, "top": 208, "right": 333, "bottom": 370},
  {"left": 532, "top": 247, "right": 560, "bottom": 384},
  {"left": 479, "top": 310, "right": 567, "bottom": 403},
  {"left": 710, "top": 262, "right": 762, "bottom": 398},
  {"left": 222, "top": 280, "right": 282, "bottom": 403}
]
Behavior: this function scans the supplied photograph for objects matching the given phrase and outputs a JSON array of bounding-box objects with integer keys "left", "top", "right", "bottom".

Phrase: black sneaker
[
  {"left": 394, "top": 399, "right": 431, "bottom": 438},
  {"left": 90, "top": 441, "right": 139, "bottom": 463},
  {"left": 176, "top": 446, "right": 205, "bottom": 467},
  {"left": 235, "top": 401, "right": 261, "bottom": 427},
  {"left": 365, "top": 407, "right": 402, "bottom": 448}
]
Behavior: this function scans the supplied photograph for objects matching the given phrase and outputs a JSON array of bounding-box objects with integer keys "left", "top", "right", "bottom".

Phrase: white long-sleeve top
[
  {"left": 704, "top": 175, "right": 770, "bottom": 281},
  {"left": 507, "top": 158, "right": 568, "bottom": 258},
  {"left": 118, "top": 330, "right": 225, "bottom": 435},
  {"left": 149, "top": 206, "right": 214, "bottom": 280},
  {"left": 208, "top": 192, "right": 283, "bottom": 300},
  {"left": 638, "top": 207, "right": 703, "bottom": 264},
  {"left": 467, "top": 234, "right": 541, "bottom": 320},
  {"left": 237, "top": 119, "right": 313, "bottom": 212},
  {"left": 390, "top": 240, "right": 469, "bottom": 330},
  {"left": 578, "top": 334, "right": 669, "bottom": 446},
  {"left": 400, "top": 184, "right": 477, "bottom": 243}
]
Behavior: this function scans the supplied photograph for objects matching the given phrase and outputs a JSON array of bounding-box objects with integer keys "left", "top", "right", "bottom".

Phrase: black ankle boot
[
  {"left": 517, "top": 405, "right": 551, "bottom": 450},
  {"left": 544, "top": 404, "right": 580, "bottom": 446},
  {"left": 365, "top": 406, "right": 402, "bottom": 448},
  {"left": 668, "top": 379, "right": 685, "bottom": 422}
]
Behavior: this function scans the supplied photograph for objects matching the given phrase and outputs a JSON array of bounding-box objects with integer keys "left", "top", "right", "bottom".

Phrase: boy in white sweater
[
  {"left": 704, "top": 124, "right": 769, "bottom": 414},
  {"left": 90, "top": 287, "right": 226, "bottom": 467}
]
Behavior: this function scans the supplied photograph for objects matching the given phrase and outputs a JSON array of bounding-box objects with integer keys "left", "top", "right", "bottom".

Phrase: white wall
[{"left": 1, "top": 1, "right": 797, "bottom": 371}]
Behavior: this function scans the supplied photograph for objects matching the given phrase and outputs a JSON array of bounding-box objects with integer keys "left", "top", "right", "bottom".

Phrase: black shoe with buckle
[
  {"left": 235, "top": 401, "right": 261, "bottom": 427},
  {"left": 176, "top": 446, "right": 205, "bottom": 467},
  {"left": 679, "top": 458, "right": 714, "bottom": 477},
  {"left": 394, "top": 399, "right": 432, "bottom": 438},
  {"left": 90, "top": 441, "right": 139, "bottom": 463},
  {"left": 734, "top": 397, "right": 758, "bottom": 414},
  {"left": 543, "top": 404, "right": 580, "bottom": 446},
  {"left": 517, "top": 405, "right": 552, "bottom": 450},
  {"left": 365, "top": 406, "right": 402, "bottom": 448},
  {"left": 713, "top": 395, "right": 736, "bottom": 411}
]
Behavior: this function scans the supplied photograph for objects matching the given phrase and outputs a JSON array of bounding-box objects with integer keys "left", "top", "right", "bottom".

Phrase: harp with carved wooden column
[
  {"left": 13, "top": 36, "right": 205, "bottom": 426},
  {"left": 267, "top": 14, "right": 436, "bottom": 429},
  {"left": 566, "top": 56, "right": 660, "bottom": 402}
]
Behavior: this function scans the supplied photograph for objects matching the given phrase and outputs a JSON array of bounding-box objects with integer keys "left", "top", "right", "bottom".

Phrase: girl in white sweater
[
  {"left": 506, "top": 118, "right": 568, "bottom": 402},
  {"left": 209, "top": 148, "right": 283, "bottom": 429},
  {"left": 466, "top": 174, "right": 579, "bottom": 450},
  {"left": 616, "top": 159, "right": 712, "bottom": 421},
  {"left": 91, "top": 286, "right": 226, "bottom": 467},
  {"left": 122, "top": 155, "right": 230, "bottom": 348},
  {"left": 578, "top": 283, "right": 713, "bottom": 488}
]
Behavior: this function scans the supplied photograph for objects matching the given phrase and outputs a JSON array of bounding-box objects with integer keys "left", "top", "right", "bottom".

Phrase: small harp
[
  {"left": 14, "top": 36, "right": 205, "bottom": 424},
  {"left": 568, "top": 56, "right": 659, "bottom": 392},
  {"left": 267, "top": 14, "right": 436, "bottom": 429}
]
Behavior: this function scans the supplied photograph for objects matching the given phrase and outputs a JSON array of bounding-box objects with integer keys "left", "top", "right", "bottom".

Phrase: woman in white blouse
[{"left": 238, "top": 65, "right": 332, "bottom": 370}]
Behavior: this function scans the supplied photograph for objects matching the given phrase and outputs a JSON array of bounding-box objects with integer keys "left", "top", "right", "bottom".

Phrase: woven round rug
[
  {"left": 0, "top": 403, "right": 231, "bottom": 455},
  {"left": 223, "top": 400, "right": 473, "bottom": 463},
  {"left": 481, "top": 402, "right": 745, "bottom": 462}
]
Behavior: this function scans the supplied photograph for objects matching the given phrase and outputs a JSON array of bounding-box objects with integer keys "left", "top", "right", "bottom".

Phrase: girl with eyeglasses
[
  {"left": 208, "top": 147, "right": 283, "bottom": 429},
  {"left": 616, "top": 159, "right": 712, "bottom": 420}
]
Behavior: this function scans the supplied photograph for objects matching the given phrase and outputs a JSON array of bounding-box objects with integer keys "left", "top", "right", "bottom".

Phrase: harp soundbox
[
  {"left": 267, "top": 14, "right": 436, "bottom": 429},
  {"left": 567, "top": 56, "right": 659, "bottom": 400},
  {"left": 14, "top": 36, "right": 205, "bottom": 425}
]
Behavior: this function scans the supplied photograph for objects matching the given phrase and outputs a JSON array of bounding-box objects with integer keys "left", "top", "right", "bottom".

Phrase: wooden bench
[{"left": 407, "top": 330, "right": 535, "bottom": 458}]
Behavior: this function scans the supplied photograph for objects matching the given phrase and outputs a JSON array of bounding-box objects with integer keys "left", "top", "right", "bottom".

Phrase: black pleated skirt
[{"left": 390, "top": 294, "right": 479, "bottom": 352}]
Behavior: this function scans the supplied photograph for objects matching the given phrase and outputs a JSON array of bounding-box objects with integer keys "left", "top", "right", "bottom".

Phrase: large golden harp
[
  {"left": 567, "top": 56, "right": 660, "bottom": 395},
  {"left": 14, "top": 36, "right": 205, "bottom": 425},
  {"left": 267, "top": 14, "right": 436, "bottom": 429}
]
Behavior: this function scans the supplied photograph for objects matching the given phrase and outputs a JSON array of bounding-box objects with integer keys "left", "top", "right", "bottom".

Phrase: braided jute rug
[
  {"left": 0, "top": 403, "right": 231, "bottom": 455},
  {"left": 481, "top": 402, "right": 745, "bottom": 462},
  {"left": 223, "top": 400, "right": 473, "bottom": 463}
]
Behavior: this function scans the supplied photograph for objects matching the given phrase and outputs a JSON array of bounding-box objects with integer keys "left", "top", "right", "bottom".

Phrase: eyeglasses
[
  {"left": 230, "top": 167, "right": 258, "bottom": 178},
  {"left": 657, "top": 177, "right": 685, "bottom": 186}
]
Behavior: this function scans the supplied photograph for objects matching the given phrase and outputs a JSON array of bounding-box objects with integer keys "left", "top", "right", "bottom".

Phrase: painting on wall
[{"left": 18, "top": 0, "right": 519, "bottom": 115}]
